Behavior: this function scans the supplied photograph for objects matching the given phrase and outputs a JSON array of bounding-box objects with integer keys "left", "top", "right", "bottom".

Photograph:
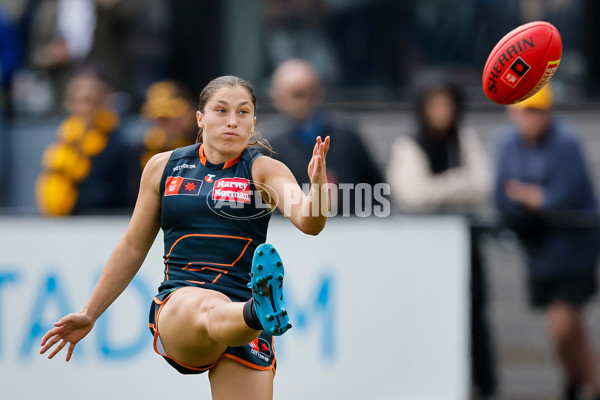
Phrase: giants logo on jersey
[
  {"left": 212, "top": 178, "right": 251, "bottom": 204},
  {"left": 165, "top": 177, "right": 203, "bottom": 196}
]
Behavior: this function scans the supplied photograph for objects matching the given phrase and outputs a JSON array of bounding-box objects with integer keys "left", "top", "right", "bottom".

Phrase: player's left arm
[{"left": 253, "top": 136, "right": 330, "bottom": 235}]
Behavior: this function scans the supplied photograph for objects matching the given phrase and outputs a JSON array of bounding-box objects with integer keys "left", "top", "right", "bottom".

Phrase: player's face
[{"left": 197, "top": 85, "right": 256, "bottom": 158}]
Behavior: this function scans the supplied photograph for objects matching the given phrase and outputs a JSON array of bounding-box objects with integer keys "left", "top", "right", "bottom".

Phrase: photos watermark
[{"left": 207, "top": 180, "right": 391, "bottom": 220}]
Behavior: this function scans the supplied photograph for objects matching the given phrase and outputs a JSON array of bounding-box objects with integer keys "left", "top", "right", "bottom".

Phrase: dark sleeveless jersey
[{"left": 157, "top": 143, "right": 272, "bottom": 301}]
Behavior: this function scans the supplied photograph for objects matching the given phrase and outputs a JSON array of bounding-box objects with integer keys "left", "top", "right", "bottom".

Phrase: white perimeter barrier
[{"left": 0, "top": 216, "right": 469, "bottom": 400}]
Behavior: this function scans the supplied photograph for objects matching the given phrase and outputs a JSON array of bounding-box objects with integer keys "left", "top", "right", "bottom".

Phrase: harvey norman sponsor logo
[
  {"left": 212, "top": 178, "right": 251, "bottom": 204},
  {"left": 207, "top": 179, "right": 276, "bottom": 220}
]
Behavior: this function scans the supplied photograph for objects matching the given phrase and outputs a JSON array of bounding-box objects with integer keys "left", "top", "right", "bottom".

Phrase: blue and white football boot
[{"left": 248, "top": 243, "right": 292, "bottom": 336}]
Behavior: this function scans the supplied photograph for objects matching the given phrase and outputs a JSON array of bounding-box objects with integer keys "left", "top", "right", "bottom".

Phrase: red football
[{"left": 482, "top": 21, "right": 562, "bottom": 105}]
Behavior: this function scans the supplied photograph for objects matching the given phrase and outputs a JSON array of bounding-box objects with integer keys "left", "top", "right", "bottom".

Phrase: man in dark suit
[{"left": 262, "top": 58, "right": 385, "bottom": 217}]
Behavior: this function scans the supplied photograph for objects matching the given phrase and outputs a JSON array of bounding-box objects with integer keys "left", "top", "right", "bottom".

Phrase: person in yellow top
[
  {"left": 139, "top": 80, "right": 198, "bottom": 169},
  {"left": 36, "top": 66, "right": 135, "bottom": 216},
  {"left": 495, "top": 84, "right": 600, "bottom": 400}
]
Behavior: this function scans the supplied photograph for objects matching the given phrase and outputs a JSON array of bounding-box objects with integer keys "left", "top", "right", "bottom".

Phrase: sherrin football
[{"left": 482, "top": 21, "right": 562, "bottom": 105}]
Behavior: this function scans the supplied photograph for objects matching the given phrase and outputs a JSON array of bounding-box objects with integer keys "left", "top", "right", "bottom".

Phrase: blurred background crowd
[
  {"left": 2, "top": 0, "right": 600, "bottom": 399},
  {"left": 0, "top": 0, "right": 598, "bottom": 214}
]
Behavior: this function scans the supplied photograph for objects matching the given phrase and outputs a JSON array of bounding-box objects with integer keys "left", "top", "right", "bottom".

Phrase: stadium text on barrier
[{"left": 0, "top": 268, "right": 334, "bottom": 362}]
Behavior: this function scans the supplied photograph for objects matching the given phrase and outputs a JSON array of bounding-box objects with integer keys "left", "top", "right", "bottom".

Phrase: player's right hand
[
  {"left": 307, "top": 135, "right": 330, "bottom": 186},
  {"left": 40, "top": 312, "right": 95, "bottom": 361}
]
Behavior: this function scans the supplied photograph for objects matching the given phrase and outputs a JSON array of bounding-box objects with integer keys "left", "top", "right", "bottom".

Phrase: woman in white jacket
[{"left": 386, "top": 81, "right": 491, "bottom": 212}]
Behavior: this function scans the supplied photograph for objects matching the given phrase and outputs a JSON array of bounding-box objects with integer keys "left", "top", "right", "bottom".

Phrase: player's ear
[{"left": 197, "top": 111, "right": 204, "bottom": 128}]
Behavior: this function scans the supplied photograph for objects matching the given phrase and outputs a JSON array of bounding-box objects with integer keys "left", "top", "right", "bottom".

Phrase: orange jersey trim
[
  {"left": 198, "top": 144, "right": 244, "bottom": 169},
  {"left": 199, "top": 144, "right": 207, "bottom": 165},
  {"left": 222, "top": 353, "right": 276, "bottom": 372}
]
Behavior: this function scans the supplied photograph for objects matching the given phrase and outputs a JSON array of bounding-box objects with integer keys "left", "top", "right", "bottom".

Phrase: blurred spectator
[
  {"left": 262, "top": 58, "right": 384, "bottom": 216},
  {"left": 35, "top": 66, "right": 135, "bottom": 216},
  {"left": 386, "top": 78, "right": 497, "bottom": 398},
  {"left": 23, "top": 0, "right": 141, "bottom": 114},
  {"left": 494, "top": 84, "right": 600, "bottom": 400},
  {"left": 260, "top": 0, "right": 339, "bottom": 85},
  {"left": 386, "top": 79, "right": 490, "bottom": 212},
  {"left": 138, "top": 80, "right": 198, "bottom": 170}
]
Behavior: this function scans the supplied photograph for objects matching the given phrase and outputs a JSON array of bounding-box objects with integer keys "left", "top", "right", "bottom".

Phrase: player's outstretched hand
[
  {"left": 307, "top": 136, "right": 330, "bottom": 186},
  {"left": 40, "top": 312, "right": 94, "bottom": 361}
]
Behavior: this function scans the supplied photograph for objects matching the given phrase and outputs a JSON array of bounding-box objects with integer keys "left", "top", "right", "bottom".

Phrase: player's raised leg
[{"left": 157, "top": 287, "right": 261, "bottom": 367}]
